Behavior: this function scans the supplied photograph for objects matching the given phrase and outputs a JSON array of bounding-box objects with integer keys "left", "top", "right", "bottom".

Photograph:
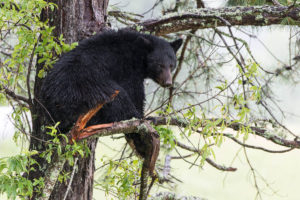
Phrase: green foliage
[
  {"left": 0, "top": 1, "right": 82, "bottom": 197},
  {"left": 0, "top": 151, "right": 40, "bottom": 199},
  {"left": 0, "top": 1, "right": 60, "bottom": 197},
  {"left": 11, "top": 105, "right": 30, "bottom": 143},
  {"left": 0, "top": 0, "right": 78, "bottom": 147},
  {"left": 281, "top": 17, "right": 298, "bottom": 25},
  {"left": 0, "top": 1, "right": 85, "bottom": 199},
  {"left": 155, "top": 125, "right": 176, "bottom": 149},
  {"left": 0, "top": 122, "right": 90, "bottom": 199},
  {"left": 64, "top": 141, "right": 91, "bottom": 166},
  {"left": 215, "top": 80, "right": 228, "bottom": 91},
  {"left": 96, "top": 159, "right": 141, "bottom": 199},
  {"left": 0, "top": 0, "right": 77, "bottom": 125},
  {"left": 43, "top": 123, "right": 90, "bottom": 165},
  {"left": 234, "top": 61, "right": 261, "bottom": 119},
  {"left": 57, "top": 171, "right": 71, "bottom": 185}
]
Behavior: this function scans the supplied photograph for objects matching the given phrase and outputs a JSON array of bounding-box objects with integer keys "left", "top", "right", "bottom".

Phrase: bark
[
  {"left": 136, "top": 5, "right": 300, "bottom": 36},
  {"left": 51, "top": 0, "right": 109, "bottom": 43},
  {"left": 28, "top": 0, "right": 109, "bottom": 199},
  {"left": 78, "top": 117, "right": 300, "bottom": 150}
]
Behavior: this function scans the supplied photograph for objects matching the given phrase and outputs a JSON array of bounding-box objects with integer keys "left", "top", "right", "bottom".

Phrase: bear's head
[{"left": 136, "top": 36, "right": 183, "bottom": 87}]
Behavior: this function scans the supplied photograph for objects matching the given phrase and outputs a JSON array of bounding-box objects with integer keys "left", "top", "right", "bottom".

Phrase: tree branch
[
  {"left": 136, "top": 5, "right": 300, "bottom": 36},
  {"left": 41, "top": 115, "right": 298, "bottom": 199},
  {"left": 196, "top": 0, "right": 205, "bottom": 8},
  {"left": 174, "top": 139, "right": 237, "bottom": 171},
  {"left": 150, "top": 116, "right": 300, "bottom": 149},
  {"left": 38, "top": 154, "right": 66, "bottom": 200},
  {"left": 62, "top": 157, "right": 78, "bottom": 200},
  {"left": 1, "top": 86, "right": 30, "bottom": 105},
  {"left": 26, "top": 40, "right": 38, "bottom": 106},
  {"left": 74, "top": 115, "right": 300, "bottom": 174},
  {"left": 0, "top": 2, "right": 20, "bottom": 11},
  {"left": 74, "top": 116, "right": 300, "bottom": 150},
  {"left": 150, "top": 192, "right": 206, "bottom": 200}
]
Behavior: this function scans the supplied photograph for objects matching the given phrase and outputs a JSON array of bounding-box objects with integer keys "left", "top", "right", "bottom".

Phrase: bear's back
[{"left": 41, "top": 30, "right": 150, "bottom": 131}]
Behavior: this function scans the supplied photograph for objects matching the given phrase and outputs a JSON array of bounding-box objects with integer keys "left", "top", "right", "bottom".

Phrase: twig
[
  {"left": 63, "top": 157, "right": 78, "bottom": 200},
  {"left": 224, "top": 133, "right": 294, "bottom": 153},
  {"left": 169, "top": 30, "right": 195, "bottom": 105},
  {"left": 26, "top": 38, "right": 39, "bottom": 106},
  {"left": 243, "top": 147, "right": 262, "bottom": 200},
  {"left": 174, "top": 139, "right": 237, "bottom": 171},
  {"left": 1, "top": 86, "right": 30, "bottom": 105}
]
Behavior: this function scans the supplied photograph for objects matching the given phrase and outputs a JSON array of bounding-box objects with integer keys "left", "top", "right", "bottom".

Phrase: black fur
[{"left": 41, "top": 29, "right": 182, "bottom": 156}]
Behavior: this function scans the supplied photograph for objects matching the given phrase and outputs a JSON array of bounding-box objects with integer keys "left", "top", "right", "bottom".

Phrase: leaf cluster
[{"left": 0, "top": 151, "right": 41, "bottom": 199}]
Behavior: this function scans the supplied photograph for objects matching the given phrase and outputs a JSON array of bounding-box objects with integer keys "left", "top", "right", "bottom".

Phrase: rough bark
[
  {"left": 28, "top": 0, "right": 109, "bottom": 199},
  {"left": 136, "top": 5, "right": 300, "bottom": 36},
  {"left": 51, "top": 0, "right": 109, "bottom": 43}
]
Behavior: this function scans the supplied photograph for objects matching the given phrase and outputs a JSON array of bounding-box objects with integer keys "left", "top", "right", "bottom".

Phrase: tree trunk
[{"left": 29, "top": 1, "right": 109, "bottom": 199}]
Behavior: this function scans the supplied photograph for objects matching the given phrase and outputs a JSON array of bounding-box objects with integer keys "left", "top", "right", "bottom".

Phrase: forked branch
[{"left": 70, "top": 90, "right": 119, "bottom": 142}]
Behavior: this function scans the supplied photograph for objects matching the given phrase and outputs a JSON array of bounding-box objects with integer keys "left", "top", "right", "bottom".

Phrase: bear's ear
[
  {"left": 170, "top": 39, "right": 183, "bottom": 53},
  {"left": 135, "top": 36, "right": 153, "bottom": 51}
]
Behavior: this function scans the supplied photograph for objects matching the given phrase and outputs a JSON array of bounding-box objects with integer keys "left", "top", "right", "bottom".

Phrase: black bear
[{"left": 41, "top": 29, "right": 182, "bottom": 159}]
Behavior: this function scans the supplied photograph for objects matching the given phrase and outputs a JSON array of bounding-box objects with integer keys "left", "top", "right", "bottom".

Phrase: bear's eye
[{"left": 158, "top": 64, "right": 164, "bottom": 68}]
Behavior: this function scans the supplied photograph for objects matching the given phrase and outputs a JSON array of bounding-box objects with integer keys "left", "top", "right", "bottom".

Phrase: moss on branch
[{"left": 135, "top": 5, "right": 300, "bottom": 35}]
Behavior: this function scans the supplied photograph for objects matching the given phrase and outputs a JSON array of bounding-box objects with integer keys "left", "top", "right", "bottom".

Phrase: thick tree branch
[
  {"left": 74, "top": 115, "right": 300, "bottom": 174},
  {"left": 42, "top": 115, "right": 298, "bottom": 199},
  {"left": 136, "top": 5, "right": 300, "bottom": 36},
  {"left": 150, "top": 117, "right": 300, "bottom": 149},
  {"left": 74, "top": 116, "right": 300, "bottom": 150}
]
